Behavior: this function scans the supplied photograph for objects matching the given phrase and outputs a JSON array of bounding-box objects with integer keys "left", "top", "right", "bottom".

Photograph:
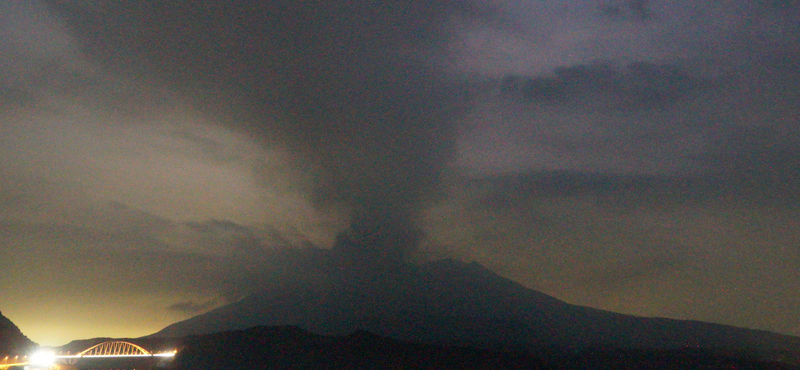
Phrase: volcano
[{"left": 152, "top": 258, "right": 800, "bottom": 355}]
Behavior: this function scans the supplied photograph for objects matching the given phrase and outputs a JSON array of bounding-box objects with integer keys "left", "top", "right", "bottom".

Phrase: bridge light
[
  {"left": 153, "top": 349, "right": 176, "bottom": 358},
  {"left": 30, "top": 350, "right": 56, "bottom": 366}
]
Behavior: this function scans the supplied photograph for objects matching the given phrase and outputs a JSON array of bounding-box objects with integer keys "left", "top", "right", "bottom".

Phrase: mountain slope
[
  {"left": 152, "top": 259, "right": 800, "bottom": 354},
  {"left": 0, "top": 310, "right": 37, "bottom": 355}
]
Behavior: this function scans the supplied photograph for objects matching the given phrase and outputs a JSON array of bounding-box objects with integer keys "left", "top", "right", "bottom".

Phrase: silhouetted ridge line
[
  {"left": 150, "top": 258, "right": 800, "bottom": 358},
  {"left": 0, "top": 310, "right": 37, "bottom": 354}
]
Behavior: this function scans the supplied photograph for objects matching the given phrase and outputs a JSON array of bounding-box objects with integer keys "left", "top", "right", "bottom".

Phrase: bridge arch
[{"left": 78, "top": 341, "right": 152, "bottom": 357}]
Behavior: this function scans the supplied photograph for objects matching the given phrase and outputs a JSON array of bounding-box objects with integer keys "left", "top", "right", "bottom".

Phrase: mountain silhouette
[
  {"left": 152, "top": 258, "right": 800, "bottom": 356},
  {"left": 0, "top": 310, "right": 37, "bottom": 355}
]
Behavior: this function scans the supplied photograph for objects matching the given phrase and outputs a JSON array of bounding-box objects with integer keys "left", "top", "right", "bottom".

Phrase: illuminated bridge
[{"left": 1, "top": 341, "right": 175, "bottom": 369}]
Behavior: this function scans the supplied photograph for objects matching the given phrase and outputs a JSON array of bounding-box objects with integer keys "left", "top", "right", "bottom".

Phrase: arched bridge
[
  {"left": 78, "top": 341, "right": 159, "bottom": 357},
  {"left": 0, "top": 341, "right": 176, "bottom": 368},
  {"left": 55, "top": 340, "right": 175, "bottom": 361}
]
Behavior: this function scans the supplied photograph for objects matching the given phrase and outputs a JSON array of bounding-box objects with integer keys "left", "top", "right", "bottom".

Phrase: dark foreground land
[{"left": 61, "top": 326, "right": 800, "bottom": 370}]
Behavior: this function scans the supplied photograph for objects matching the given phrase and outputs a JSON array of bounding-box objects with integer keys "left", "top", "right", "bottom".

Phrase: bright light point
[
  {"left": 154, "top": 350, "right": 176, "bottom": 357},
  {"left": 30, "top": 350, "right": 55, "bottom": 366}
]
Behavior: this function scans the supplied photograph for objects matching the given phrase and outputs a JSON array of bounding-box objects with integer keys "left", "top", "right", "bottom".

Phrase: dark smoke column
[
  {"left": 262, "top": 1, "right": 474, "bottom": 265},
  {"left": 47, "top": 1, "right": 482, "bottom": 263}
]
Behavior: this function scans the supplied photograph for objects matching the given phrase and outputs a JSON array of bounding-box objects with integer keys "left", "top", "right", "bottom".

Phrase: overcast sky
[{"left": 1, "top": 0, "right": 798, "bottom": 346}]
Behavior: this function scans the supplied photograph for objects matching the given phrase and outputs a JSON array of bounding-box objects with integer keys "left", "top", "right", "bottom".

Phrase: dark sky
[{"left": 1, "top": 0, "right": 798, "bottom": 346}]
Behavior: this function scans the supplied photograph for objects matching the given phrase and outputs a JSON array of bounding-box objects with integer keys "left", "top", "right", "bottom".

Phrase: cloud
[
  {"left": 459, "top": 41, "right": 799, "bottom": 178},
  {"left": 452, "top": 0, "right": 800, "bottom": 78},
  {"left": 501, "top": 61, "right": 708, "bottom": 110}
]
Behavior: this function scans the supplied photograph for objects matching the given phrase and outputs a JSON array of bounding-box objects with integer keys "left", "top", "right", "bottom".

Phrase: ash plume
[{"left": 46, "top": 1, "right": 481, "bottom": 262}]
